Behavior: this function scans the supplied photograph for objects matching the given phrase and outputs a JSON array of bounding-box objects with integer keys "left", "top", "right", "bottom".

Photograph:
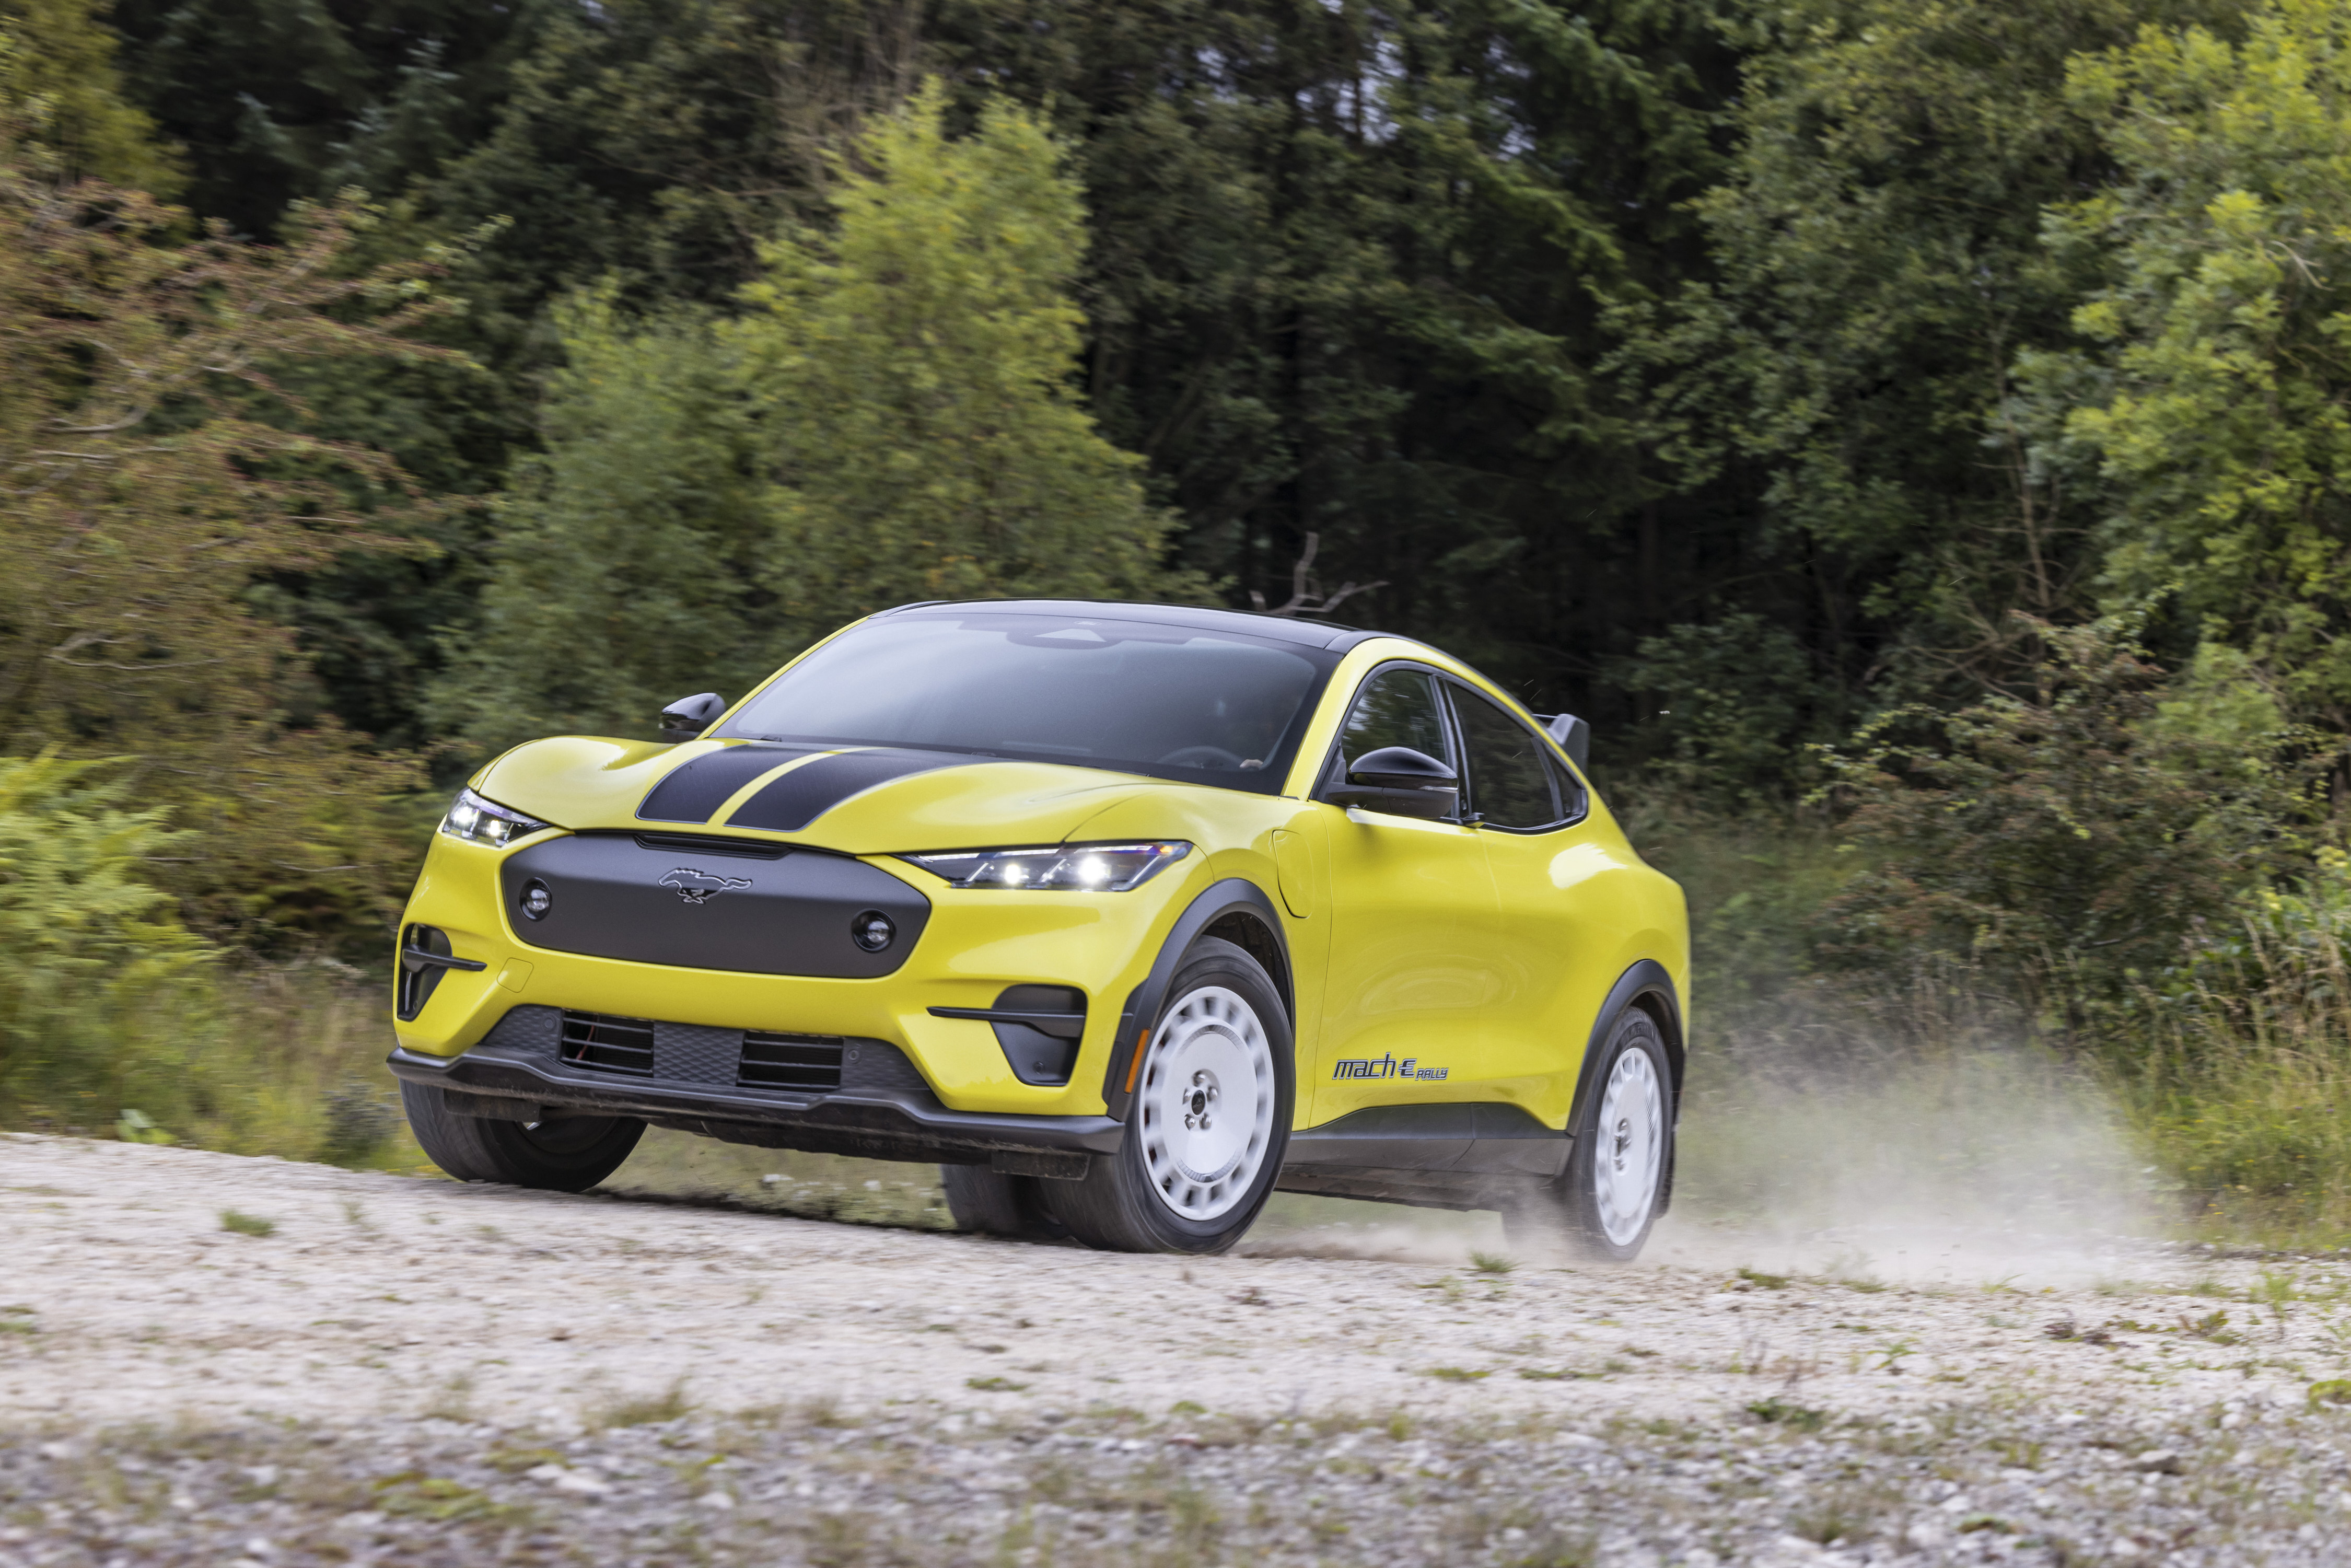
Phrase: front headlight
[
  {"left": 901, "top": 841, "right": 1190, "bottom": 891},
  {"left": 438, "top": 786, "right": 553, "bottom": 849}
]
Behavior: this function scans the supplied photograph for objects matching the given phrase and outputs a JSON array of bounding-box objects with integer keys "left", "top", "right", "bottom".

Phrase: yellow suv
[{"left": 389, "top": 600, "right": 1690, "bottom": 1258}]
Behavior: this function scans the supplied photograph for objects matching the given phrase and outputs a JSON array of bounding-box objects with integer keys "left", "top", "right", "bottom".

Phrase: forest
[{"left": 6, "top": 0, "right": 2351, "bottom": 1235}]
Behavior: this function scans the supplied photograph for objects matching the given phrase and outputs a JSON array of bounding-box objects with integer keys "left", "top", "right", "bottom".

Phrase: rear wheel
[
  {"left": 939, "top": 1164, "right": 1070, "bottom": 1240},
  {"left": 400, "top": 1081, "right": 645, "bottom": 1191},
  {"left": 1504, "top": 1009, "right": 1673, "bottom": 1264},
  {"left": 1053, "top": 937, "right": 1291, "bottom": 1255}
]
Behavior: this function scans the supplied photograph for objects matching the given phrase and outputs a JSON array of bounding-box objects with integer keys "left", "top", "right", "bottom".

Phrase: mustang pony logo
[{"left": 660, "top": 866, "right": 752, "bottom": 905}]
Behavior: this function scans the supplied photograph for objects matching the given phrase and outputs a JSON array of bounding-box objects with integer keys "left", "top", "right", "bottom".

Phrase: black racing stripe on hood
[
  {"left": 637, "top": 745, "right": 824, "bottom": 823},
  {"left": 725, "top": 749, "right": 971, "bottom": 832}
]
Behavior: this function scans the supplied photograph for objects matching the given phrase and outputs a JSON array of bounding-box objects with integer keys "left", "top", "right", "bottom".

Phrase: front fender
[{"left": 1098, "top": 876, "right": 1289, "bottom": 1121}]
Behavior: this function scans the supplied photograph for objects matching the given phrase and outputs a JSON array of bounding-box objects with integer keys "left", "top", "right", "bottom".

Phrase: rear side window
[{"left": 1452, "top": 687, "right": 1564, "bottom": 831}]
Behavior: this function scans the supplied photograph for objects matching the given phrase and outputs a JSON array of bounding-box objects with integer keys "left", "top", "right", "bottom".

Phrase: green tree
[
  {"left": 0, "top": 94, "right": 448, "bottom": 947},
  {"left": 927, "top": 0, "right": 1738, "bottom": 704},
  {"left": 741, "top": 83, "right": 1202, "bottom": 626},
  {"left": 2032, "top": 0, "right": 2351, "bottom": 730},
  {"left": 439, "top": 84, "right": 1202, "bottom": 753},
  {"left": 1615, "top": 0, "right": 2248, "bottom": 742},
  {"left": 430, "top": 293, "right": 782, "bottom": 750},
  {"left": 1815, "top": 618, "right": 2306, "bottom": 1033},
  {"left": 0, "top": 0, "right": 178, "bottom": 190},
  {"left": 417, "top": 0, "right": 913, "bottom": 363},
  {"left": 109, "top": 0, "right": 540, "bottom": 237},
  {"left": 214, "top": 1, "right": 918, "bottom": 754}
]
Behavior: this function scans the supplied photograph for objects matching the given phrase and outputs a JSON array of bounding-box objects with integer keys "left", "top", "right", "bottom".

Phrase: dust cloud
[
  {"left": 608, "top": 1046, "right": 2164, "bottom": 1284},
  {"left": 1652, "top": 1042, "right": 2163, "bottom": 1287}
]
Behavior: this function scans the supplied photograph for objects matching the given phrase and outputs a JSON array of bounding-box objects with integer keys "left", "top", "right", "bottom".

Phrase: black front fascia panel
[{"left": 501, "top": 834, "right": 929, "bottom": 977}]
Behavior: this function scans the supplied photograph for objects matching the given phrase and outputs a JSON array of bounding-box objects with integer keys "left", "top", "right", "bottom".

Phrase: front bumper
[
  {"left": 397, "top": 828, "right": 1203, "bottom": 1117},
  {"left": 387, "top": 1004, "right": 1120, "bottom": 1171}
]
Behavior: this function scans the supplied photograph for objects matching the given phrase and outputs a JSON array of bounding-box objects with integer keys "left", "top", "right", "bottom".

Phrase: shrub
[
  {"left": 0, "top": 750, "right": 411, "bottom": 1166},
  {"left": 0, "top": 752, "right": 213, "bottom": 1125},
  {"left": 1812, "top": 618, "right": 2308, "bottom": 1036}
]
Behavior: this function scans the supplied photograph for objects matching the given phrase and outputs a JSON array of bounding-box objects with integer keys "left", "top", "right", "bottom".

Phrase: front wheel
[
  {"left": 1504, "top": 1008, "right": 1673, "bottom": 1264},
  {"left": 400, "top": 1081, "right": 645, "bottom": 1191},
  {"left": 1053, "top": 937, "right": 1293, "bottom": 1254}
]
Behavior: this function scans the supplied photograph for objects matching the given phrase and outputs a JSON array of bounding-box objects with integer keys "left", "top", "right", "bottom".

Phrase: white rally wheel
[
  {"left": 1590, "top": 1043, "right": 1665, "bottom": 1246},
  {"left": 1134, "top": 984, "right": 1277, "bottom": 1222}
]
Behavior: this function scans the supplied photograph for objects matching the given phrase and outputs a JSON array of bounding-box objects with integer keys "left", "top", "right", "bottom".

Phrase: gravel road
[{"left": 7, "top": 1131, "right": 2351, "bottom": 1565}]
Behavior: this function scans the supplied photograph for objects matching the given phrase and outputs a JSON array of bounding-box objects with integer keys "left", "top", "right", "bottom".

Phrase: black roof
[{"left": 876, "top": 598, "right": 1392, "bottom": 653}]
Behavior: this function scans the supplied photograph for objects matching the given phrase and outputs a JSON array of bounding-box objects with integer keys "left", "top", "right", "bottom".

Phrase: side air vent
[
  {"left": 739, "top": 1031, "right": 845, "bottom": 1091},
  {"left": 560, "top": 1011, "right": 656, "bottom": 1076}
]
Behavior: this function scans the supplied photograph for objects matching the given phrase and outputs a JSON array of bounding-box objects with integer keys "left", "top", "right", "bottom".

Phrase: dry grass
[
  {"left": 2110, "top": 908, "right": 2351, "bottom": 1245},
  {"left": 3, "top": 960, "right": 422, "bottom": 1173}
]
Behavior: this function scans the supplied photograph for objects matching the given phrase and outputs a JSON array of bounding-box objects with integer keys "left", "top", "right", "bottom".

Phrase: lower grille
[
  {"left": 560, "top": 1011, "right": 656, "bottom": 1075},
  {"left": 739, "top": 1032, "right": 845, "bottom": 1091}
]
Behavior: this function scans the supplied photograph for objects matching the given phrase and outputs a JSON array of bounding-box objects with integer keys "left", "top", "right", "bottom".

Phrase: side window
[
  {"left": 1335, "top": 667, "right": 1452, "bottom": 776},
  {"left": 1453, "top": 688, "right": 1561, "bottom": 830}
]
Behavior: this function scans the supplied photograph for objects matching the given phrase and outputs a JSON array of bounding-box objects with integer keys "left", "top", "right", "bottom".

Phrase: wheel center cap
[
  {"left": 1612, "top": 1116, "right": 1632, "bottom": 1171},
  {"left": 1183, "top": 1070, "right": 1221, "bottom": 1131}
]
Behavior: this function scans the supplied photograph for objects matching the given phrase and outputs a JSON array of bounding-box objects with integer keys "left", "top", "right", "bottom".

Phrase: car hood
[{"left": 473, "top": 737, "right": 1164, "bottom": 855}]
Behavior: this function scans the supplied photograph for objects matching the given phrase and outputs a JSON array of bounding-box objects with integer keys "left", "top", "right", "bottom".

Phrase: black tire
[
  {"left": 1053, "top": 937, "right": 1293, "bottom": 1255},
  {"left": 939, "top": 1164, "right": 1071, "bottom": 1240},
  {"left": 400, "top": 1081, "right": 645, "bottom": 1191},
  {"left": 1504, "top": 1008, "right": 1675, "bottom": 1264}
]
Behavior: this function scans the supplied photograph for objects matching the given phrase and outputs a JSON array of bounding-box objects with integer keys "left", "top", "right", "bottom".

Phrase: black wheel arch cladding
[
  {"left": 1566, "top": 958, "right": 1684, "bottom": 1137},
  {"left": 1102, "top": 876, "right": 1292, "bottom": 1121}
]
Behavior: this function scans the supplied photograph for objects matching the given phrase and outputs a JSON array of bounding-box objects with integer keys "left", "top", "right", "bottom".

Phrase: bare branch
[{"left": 1248, "top": 532, "right": 1387, "bottom": 618}]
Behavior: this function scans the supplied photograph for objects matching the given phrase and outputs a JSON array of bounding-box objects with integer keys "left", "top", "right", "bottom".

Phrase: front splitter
[{"left": 386, "top": 1045, "right": 1124, "bottom": 1167}]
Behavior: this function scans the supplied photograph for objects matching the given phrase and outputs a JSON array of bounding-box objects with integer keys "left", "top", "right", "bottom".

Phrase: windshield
[{"left": 716, "top": 612, "right": 1338, "bottom": 793}]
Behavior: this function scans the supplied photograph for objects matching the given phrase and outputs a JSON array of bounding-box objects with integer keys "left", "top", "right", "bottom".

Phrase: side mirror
[
  {"left": 659, "top": 691, "right": 727, "bottom": 741},
  {"left": 1543, "top": 713, "right": 1590, "bottom": 770},
  {"left": 1323, "top": 746, "right": 1459, "bottom": 820}
]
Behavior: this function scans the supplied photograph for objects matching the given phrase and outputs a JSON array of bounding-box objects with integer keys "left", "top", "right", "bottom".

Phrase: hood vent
[{"left": 630, "top": 831, "right": 789, "bottom": 860}]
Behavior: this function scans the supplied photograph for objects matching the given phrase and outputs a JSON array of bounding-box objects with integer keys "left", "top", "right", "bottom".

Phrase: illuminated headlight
[
  {"left": 902, "top": 842, "right": 1190, "bottom": 891},
  {"left": 437, "top": 787, "right": 553, "bottom": 849}
]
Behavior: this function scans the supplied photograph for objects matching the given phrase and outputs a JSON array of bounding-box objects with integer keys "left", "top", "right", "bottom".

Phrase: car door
[
  {"left": 1309, "top": 664, "right": 1503, "bottom": 1122},
  {"left": 1447, "top": 681, "right": 1609, "bottom": 1122}
]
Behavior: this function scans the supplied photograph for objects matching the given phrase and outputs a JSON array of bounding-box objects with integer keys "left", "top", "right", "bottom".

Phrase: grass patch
[
  {"left": 1468, "top": 1251, "right": 1517, "bottom": 1275},
  {"left": 1745, "top": 1397, "right": 1828, "bottom": 1432},
  {"left": 591, "top": 1380, "right": 691, "bottom": 1428},
  {"left": 967, "top": 1376, "right": 1028, "bottom": 1392},
  {"left": 1427, "top": 1366, "right": 1492, "bottom": 1383},
  {"left": 372, "top": 1470, "right": 515, "bottom": 1524},
  {"left": 6, "top": 960, "right": 424, "bottom": 1172},
  {"left": 219, "top": 1209, "right": 276, "bottom": 1237}
]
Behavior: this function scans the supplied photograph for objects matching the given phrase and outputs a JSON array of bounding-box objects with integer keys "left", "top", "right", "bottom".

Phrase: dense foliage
[
  {"left": 12, "top": 0, "right": 2351, "bottom": 1221},
  {"left": 437, "top": 86, "right": 1201, "bottom": 752}
]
